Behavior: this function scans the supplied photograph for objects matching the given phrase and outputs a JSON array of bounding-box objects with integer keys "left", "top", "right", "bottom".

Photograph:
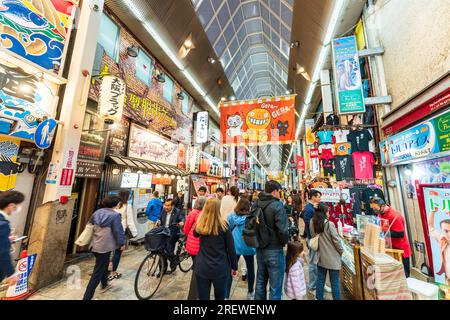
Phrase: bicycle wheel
[
  {"left": 134, "top": 253, "right": 165, "bottom": 300},
  {"left": 178, "top": 247, "right": 193, "bottom": 273}
]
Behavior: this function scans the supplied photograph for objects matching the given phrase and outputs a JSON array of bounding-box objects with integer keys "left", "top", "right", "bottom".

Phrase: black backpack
[{"left": 243, "top": 200, "right": 274, "bottom": 249}]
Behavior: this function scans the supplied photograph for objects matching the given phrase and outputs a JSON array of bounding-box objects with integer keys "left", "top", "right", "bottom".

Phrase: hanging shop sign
[
  {"left": 296, "top": 155, "right": 305, "bottom": 170},
  {"left": 220, "top": 95, "right": 296, "bottom": 145},
  {"left": 423, "top": 187, "right": 450, "bottom": 291},
  {"left": 75, "top": 160, "right": 103, "bottom": 179},
  {"left": 309, "top": 148, "right": 319, "bottom": 158},
  {"left": 106, "top": 117, "right": 129, "bottom": 156},
  {"left": 177, "top": 143, "right": 186, "bottom": 170},
  {"left": 332, "top": 36, "right": 365, "bottom": 114},
  {"left": 99, "top": 76, "right": 126, "bottom": 124},
  {"left": 0, "top": 136, "right": 19, "bottom": 191},
  {"left": 195, "top": 111, "right": 209, "bottom": 144},
  {"left": 305, "top": 119, "right": 316, "bottom": 146},
  {"left": 313, "top": 188, "right": 351, "bottom": 203},
  {"left": 199, "top": 152, "right": 224, "bottom": 177},
  {"left": 189, "top": 145, "right": 200, "bottom": 173},
  {"left": 0, "top": 0, "right": 78, "bottom": 74},
  {"left": 380, "top": 112, "right": 450, "bottom": 166},
  {"left": 128, "top": 124, "right": 178, "bottom": 166},
  {"left": 237, "top": 146, "right": 246, "bottom": 165},
  {"left": 0, "top": 60, "right": 58, "bottom": 141}
]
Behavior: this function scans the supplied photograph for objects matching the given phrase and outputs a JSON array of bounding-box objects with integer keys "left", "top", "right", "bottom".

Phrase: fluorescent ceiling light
[{"left": 123, "top": 1, "right": 217, "bottom": 115}]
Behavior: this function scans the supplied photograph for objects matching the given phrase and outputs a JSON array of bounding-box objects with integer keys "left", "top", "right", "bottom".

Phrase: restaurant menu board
[
  {"left": 138, "top": 174, "right": 153, "bottom": 189},
  {"left": 120, "top": 172, "right": 139, "bottom": 188}
]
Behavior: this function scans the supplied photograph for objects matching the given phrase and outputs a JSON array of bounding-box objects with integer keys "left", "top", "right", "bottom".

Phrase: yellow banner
[{"left": 0, "top": 137, "right": 20, "bottom": 191}]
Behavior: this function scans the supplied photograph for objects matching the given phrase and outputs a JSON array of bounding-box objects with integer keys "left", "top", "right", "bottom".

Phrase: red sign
[
  {"left": 178, "top": 144, "right": 186, "bottom": 169},
  {"left": 237, "top": 146, "right": 246, "bottom": 165},
  {"left": 309, "top": 148, "right": 319, "bottom": 158},
  {"left": 220, "top": 95, "right": 296, "bottom": 145},
  {"left": 383, "top": 87, "right": 450, "bottom": 135},
  {"left": 296, "top": 156, "right": 305, "bottom": 170},
  {"left": 60, "top": 168, "right": 74, "bottom": 186}
]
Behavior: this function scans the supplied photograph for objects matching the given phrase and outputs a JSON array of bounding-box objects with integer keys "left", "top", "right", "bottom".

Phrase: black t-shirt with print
[
  {"left": 321, "top": 158, "right": 334, "bottom": 177},
  {"left": 347, "top": 129, "right": 372, "bottom": 152},
  {"left": 361, "top": 187, "right": 385, "bottom": 216},
  {"left": 334, "top": 155, "right": 354, "bottom": 181}
]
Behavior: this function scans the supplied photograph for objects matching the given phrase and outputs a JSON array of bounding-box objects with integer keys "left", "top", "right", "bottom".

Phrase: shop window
[
  {"left": 98, "top": 13, "right": 120, "bottom": 61},
  {"left": 163, "top": 75, "right": 174, "bottom": 104},
  {"left": 181, "top": 92, "right": 189, "bottom": 115},
  {"left": 135, "top": 50, "right": 153, "bottom": 86}
]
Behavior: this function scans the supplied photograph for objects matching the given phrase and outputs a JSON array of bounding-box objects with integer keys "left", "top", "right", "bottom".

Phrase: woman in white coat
[
  {"left": 220, "top": 186, "right": 239, "bottom": 219},
  {"left": 110, "top": 190, "right": 138, "bottom": 280}
]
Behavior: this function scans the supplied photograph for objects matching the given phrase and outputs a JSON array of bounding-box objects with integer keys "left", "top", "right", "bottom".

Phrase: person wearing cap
[{"left": 369, "top": 197, "right": 412, "bottom": 277}]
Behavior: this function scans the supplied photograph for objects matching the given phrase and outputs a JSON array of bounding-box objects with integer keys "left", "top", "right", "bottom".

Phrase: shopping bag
[{"left": 75, "top": 223, "right": 94, "bottom": 247}]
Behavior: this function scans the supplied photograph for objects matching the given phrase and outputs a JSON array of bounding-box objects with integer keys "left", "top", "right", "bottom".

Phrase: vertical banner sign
[
  {"left": 296, "top": 155, "right": 305, "bottom": 170},
  {"left": 305, "top": 119, "right": 316, "bottom": 146},
  {"left": 237, "top": 146, "right": 246, "bottom": 165},
  {"left": 178, "top": 143, "right": 186, "bottom": 169},
  {"left": 195, "top": 111, "right": 209, "bottom": 144},
  {"left": 99, "top": 76, "right": 126, "bottom": 124},
  {"left": 220, "top": 95, "right": 296, "bottom": 145},
  {"left": 423, "top": 187, "right": 450, "bottom": 299},
  {"left": 332, "top": 36, "right": 365, "bottom": 114},
  {"left": 0, "top": 137, "right": 19, "bottom": 191}
]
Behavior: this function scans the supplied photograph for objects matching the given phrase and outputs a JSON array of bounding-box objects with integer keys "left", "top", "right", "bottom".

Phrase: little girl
[{"left": 284, "top": 240, "right": 307, "bottom": 300}]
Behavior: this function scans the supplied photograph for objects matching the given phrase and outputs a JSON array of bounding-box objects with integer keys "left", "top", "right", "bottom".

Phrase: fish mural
[
  {"left": 0, "top": 60, "right": 57, "bottom": 140},
  {"left": 0, "top": 0, "right": 78, "bottom": 73}
]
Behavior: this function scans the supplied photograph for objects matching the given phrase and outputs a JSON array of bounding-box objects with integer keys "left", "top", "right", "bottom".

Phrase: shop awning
[{"left": 106, "top": 155, "right": 189, "bottom": 176}]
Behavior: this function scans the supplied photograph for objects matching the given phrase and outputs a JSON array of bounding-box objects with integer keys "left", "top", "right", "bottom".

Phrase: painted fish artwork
[
  {"left": 0, "top": 60, "right": 57, "bottom": 140},
  {"left": 0, "top": 0, "right": 78, "bottom": 73}
]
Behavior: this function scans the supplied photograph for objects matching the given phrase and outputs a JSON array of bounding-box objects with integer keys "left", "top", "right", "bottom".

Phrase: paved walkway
[{"left": 27, "top": 238, "right": 338, "bottom": 300}]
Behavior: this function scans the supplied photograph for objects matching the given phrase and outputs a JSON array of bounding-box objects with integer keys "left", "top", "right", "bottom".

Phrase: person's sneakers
[
  {"left": 324, "top": 285, "right": 332, "bottom": 293},
  {"left": 247, "top": 292, "right": 255, "bottom": 300},
  {"left": 108, "top": 272, "right": 122, "bottom": 281},
  {"left": 99, "top": 284, "right": 112, "bottom": 293},
  {"left": 308, "top": 288, "right": 316, "bottom": 295}
]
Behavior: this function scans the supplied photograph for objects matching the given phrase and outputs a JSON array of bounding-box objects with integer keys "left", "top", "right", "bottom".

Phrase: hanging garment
[
  {"left": 333, "top": 130, "right": 350, "bottom": 143},
  {"left": 317, "top": 130, "right": 334, "bottom": 145},
  {"left": 334, "top": 155, "right": 354, "bottom": 181},
  {"left": 347, "top": 129, "right": 372, "bottom": 152},
  {"left": 352, "top": 152, "right": 375, "bottom": 179},
  {"left": 321, "top": 158, "right": 334, "bottom": 177},
  {"left": 319, "top": 144, "right": 334, "bottom": 160},
  {"left": 334, "top": 142, "right": 352, "bottom": 156}
]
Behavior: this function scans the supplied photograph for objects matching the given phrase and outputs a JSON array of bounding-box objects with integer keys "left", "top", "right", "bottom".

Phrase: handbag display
[{"left": 75, "top": 223, "right": 94, "bottom": 247}]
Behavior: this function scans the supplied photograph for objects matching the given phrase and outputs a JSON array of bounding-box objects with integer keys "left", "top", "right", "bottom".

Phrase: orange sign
[{"left": 220, "top": 95, "right": 296, "bottom": 145}]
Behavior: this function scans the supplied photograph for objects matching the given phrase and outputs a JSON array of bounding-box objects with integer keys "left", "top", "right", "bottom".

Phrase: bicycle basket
[{"left": 144, "top": 226, "right": 171, "bottom": 252}]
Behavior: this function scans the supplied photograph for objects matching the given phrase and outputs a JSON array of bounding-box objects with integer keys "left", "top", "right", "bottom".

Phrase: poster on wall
[
  {"left": 106, "top": 117, "right": 129, "bottom": 156},
  {"left": 423, "top": 187, "right": 450, "bottom": 298},
  {"left": 0, "top": 0, "right": 78, "bottom": 74},
  {"left": 0, "top": 60, "right": 58, "bottom": 141},
  {"left": 0, "top": 136, "right": 19, "bottom": 191},
  {"left": 413, "top": 156, "right": 450, "bottom": 184},
  {"left": 220, "top": 95, "right": 296, "bottom": 145},
  {"left": 380, "top": 112, "right": 449, "bottom": 166},
  {"left": 332, "top": 36, "right": 365, "bottom": 114},
  {"left": 305, "top": 119, "right": 316, "bottom": 146},
  {"left": 128, "top": 124, "right": 178, "bottom": 166}
]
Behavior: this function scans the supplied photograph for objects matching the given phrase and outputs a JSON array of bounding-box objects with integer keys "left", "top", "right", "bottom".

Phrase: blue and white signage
[{"left": 34, "top": 119, "right": 57, "bottom": 149}]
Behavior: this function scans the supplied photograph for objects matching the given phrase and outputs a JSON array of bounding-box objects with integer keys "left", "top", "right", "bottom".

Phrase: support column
[{"left": 43, "top": 0, "right": 105, "bottom": 202}]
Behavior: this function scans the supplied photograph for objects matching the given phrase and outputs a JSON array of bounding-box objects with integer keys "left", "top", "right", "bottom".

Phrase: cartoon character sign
[
  {"left": 226, "top": 113, "right": 243, "bottom": 138},
  {"left": 220, "top": 96, "right": 295, "bottom": 145}
]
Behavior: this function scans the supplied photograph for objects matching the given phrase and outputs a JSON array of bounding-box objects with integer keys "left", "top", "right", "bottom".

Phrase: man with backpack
[{"left": 244, "top": 180, "right": 289, "bottom": 300}]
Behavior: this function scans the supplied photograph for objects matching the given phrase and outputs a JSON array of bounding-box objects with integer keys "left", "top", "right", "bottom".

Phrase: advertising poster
[
  {"left": 106, "top": 117, "right": 129, "bottom": 156},
  {"left": 423, "top": 187, "right": 450, "bottom": 299},
  {"left": 332, "top": 36, "right": 365, "bottom": 114},
  {"left": 0, "top": 0, "right": 78, "bottom": 74},
  {"left": 177, "top": 143, "right": 186, "bottom": 170},
  {"left": 305, "top": 119, "right": 316, "bottom": 146},
  {"left": 220, "top": 95, "right": 296, "bottom": 145},
  {"left": 0, "top": 60, "right": 58, "bottom": 141},
  {"left": 312, "top": 188, "right": 351, "bottom": 203},
  {"left": 88, "top": 13, "right": 193, "bottom": 145},
  {"left": 0, "top": 136, "right": 19, "bottom": 191},
  {"left": 380, "top": 112, "right": 449, "bottom": 166},
  {"left": 128, "top": 124, "right": 178, "bottom": 166}
]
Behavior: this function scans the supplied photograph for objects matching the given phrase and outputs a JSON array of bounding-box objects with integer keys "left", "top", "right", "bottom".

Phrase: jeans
[
  {"left": 164, "top": 230, "right": 180, "bottom": 270},
  {"left": 255, "top": 249, "right": 285, "bottom": 300},
  {"left": 111, "top": 248, "right": 122, "bottom": 272},
  {"left": 225, "top": 255, "right": 255, "bottom": 298},
  {"left": 83, "top": 252, "right": 111, "bottom": 300},
  {"left": 307, "top": 239, "right": 318, "bottom": 290},
  {"left": 196, "top": 275, "right": 227, "bottom": 300},
  {"left": 316, "top": 265, "right": 341, "bottom": 300}
]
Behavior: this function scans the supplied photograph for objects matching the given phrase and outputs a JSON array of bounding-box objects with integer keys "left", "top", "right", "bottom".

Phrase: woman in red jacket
[{"left": 184, "top": 196, "right": 207, "bottom": 299}]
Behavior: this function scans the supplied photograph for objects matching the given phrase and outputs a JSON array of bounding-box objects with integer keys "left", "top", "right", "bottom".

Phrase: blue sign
[
  {"left": 380, "top": 120, "right": 439, "bottom": 166},
  {"left": 34, "top": 119, "right": 57, "bottom": 149}
]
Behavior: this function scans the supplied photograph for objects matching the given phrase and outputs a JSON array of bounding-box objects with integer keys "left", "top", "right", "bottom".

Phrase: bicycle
[{"left": 134, "top": 232, "right": 193, "bottom": 300}]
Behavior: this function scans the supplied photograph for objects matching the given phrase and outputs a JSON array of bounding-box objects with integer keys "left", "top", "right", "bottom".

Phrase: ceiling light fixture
[
  {"left": 230, "top": 96, "right": 236, "bottom": 101},
  {"left": 284, "top": 0, "right": 346, "bottom": 174},
  {"left": 121, "top": 2, "right": 217, "bottom": 115},
  {"left": 208, "top": 57, "right": 216, "bottom": 64},
  {"left": 177, "top": 92, "right": 185, "bottom": 100},
  {"left": 127, "top": 45, "right": 139, "bottom": 57},
  {"left": 220, "top": 97, "right": 227, "bottom": 102}
]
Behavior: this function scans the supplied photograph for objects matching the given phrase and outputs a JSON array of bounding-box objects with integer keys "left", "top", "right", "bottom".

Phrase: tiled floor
[{"left": 26, "top": 239, "right": 339, "bottom": 300}]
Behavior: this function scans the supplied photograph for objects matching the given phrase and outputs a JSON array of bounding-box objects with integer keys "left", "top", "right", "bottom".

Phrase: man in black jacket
[
  {"left": 156, "top": 199, "right": 185, "bottom": 274},
  {"left": 254, "top": 180, "right": 289, "bottom": 300}
]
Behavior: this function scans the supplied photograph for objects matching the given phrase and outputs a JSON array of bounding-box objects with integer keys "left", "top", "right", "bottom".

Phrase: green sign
[{"left": 434, "top": 113, "right": 450, "bottom": 152}]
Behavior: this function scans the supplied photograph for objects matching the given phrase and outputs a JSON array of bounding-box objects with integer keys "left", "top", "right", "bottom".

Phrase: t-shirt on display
[
  {"left": 352, "top": 151, "right": 375, "bottom": 179},
  {"left": 334, "top": 142, "right": 352, "bottom": 156},
  {"left": 317, "top": 130, "right": 334, "bottom": 145},
  {"left": 347, "top": 129, "right": 372, "bottom": 152},
  {"left": 334, "top": 155, "right": 354, "bottom": 181},
  {"left": 333, "top": 130, "right": 350, "bottom": 143}
]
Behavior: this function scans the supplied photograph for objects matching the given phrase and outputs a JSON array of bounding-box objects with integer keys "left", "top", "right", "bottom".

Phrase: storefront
[
  {"left": 380, "top": 75, "right": 450, "bottom": 297},
  {"left": 0, "top": 0, "right": 79, "bottom": 259}
]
